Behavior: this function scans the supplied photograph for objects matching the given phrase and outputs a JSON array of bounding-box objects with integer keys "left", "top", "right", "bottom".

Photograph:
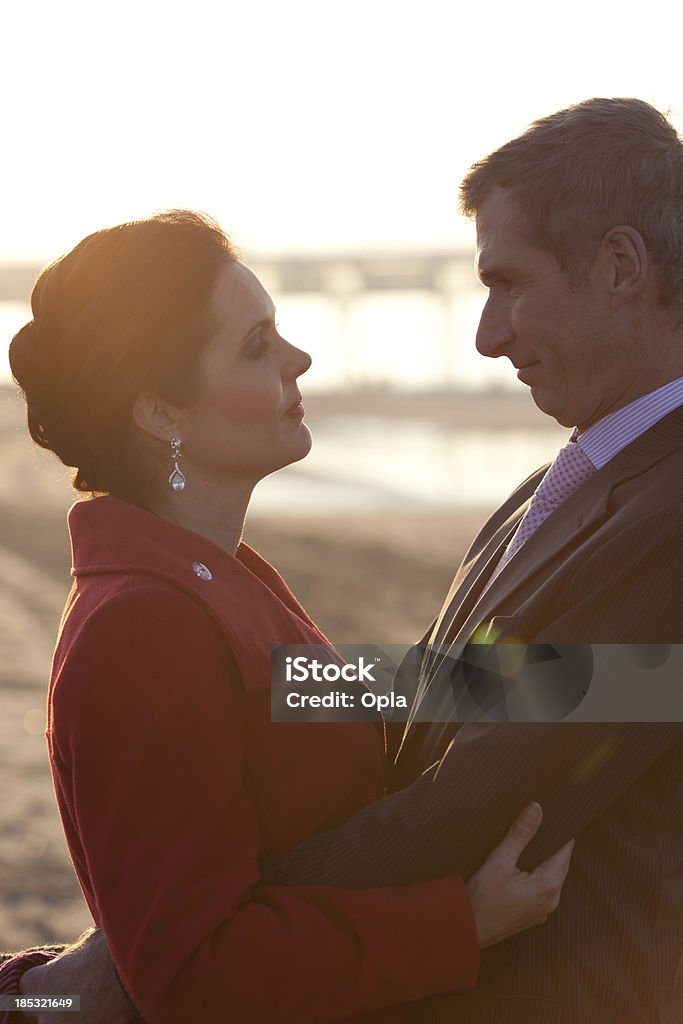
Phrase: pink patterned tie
[{"left": 484, "top": 438, "right": 597, "bottom": 591}]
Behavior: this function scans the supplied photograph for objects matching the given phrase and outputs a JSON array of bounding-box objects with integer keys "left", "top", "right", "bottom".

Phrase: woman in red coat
[{"left": 5, "top": 211, "right": 572, "bottom": 1024}]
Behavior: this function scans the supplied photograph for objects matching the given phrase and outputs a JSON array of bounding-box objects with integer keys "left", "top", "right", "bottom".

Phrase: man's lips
[{"left": 516, "top": 361, "right": 541, "bottom": 383}]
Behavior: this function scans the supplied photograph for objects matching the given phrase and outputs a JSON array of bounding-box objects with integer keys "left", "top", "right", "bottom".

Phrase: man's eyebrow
[
  {"left": 476, "top": 262, "right": 511, "bottom": 285},
  {"left": 476, "top": 265, "right": 496, "bottom": 285}
]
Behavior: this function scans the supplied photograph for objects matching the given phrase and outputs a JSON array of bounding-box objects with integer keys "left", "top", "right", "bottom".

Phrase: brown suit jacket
[{"left": 264, "top": 406, "right": 683, "bottom": 1023}]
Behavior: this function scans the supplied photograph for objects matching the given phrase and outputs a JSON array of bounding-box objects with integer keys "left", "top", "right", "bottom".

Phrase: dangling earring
[{"left": 169, "top": 436, "right": 186, "bottom": 492}]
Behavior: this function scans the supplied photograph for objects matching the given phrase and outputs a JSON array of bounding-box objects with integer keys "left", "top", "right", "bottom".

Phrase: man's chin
[{"left": 529, "top": 387, "right": 574, "bottom": 428}]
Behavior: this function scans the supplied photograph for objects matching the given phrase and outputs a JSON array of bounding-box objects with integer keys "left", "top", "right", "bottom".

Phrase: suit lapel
[
  {"left": 401, "top": 478, "right": 609, "bottom": 755},
  {"left": 398, "top": 406, "right": 683, "bottom": 767},
  {"left": 447, "top": 405, "right": 683, "bottom": 646},
  {"left": 454, "top": 469, "right": 611, "bottom": 642},
  {"left": 427, "top": 468, "right": 544, "bottom": 649},
  {"left": 400, "top": 471, "right": 544, "bottom": 749}
]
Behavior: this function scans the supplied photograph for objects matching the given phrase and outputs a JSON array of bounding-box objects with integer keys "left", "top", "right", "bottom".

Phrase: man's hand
[{"left": 18, "top": 929, "right": 142, "bottom": 1024}]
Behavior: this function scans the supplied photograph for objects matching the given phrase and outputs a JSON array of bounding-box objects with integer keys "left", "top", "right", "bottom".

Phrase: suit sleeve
[
  {"left": 263, "top": 720, "right": 680, "bottom": 885},
  {"left": 49, "top": 587, "right": 478, "bottom": 1024},
  {"left": 262, "top": 512, "right": 683, "bottom": 885}
]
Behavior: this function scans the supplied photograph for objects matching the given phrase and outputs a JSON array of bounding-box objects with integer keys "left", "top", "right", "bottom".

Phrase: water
[
  {"left": 1, "top": 298, "right": 567, "bottom": 513},
  {"left": 252, "top": 416, "right": 567, "bottom": 513}
]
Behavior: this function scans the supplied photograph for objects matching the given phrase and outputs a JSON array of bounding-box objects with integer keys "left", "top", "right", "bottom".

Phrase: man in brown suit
[
  {"left": 10, "top": 98, "right": 683, "bottom": 1023},
  {"left": 266, "top": 96, "right": 683, "bottom": 1023}
]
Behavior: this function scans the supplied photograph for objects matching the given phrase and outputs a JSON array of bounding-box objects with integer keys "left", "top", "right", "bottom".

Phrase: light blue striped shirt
[{"left": 575, "top": 376, "right": 683, "bottom": 469}]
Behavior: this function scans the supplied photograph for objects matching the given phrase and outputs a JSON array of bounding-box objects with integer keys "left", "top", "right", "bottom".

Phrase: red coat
[{"left": 46, "top": 497, "right": 478, "bottom": 1024}]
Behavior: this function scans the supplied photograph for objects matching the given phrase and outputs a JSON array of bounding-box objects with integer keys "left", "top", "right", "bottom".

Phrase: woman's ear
[{"left": 131, "top": 391, "right": 183, "bottom": 445}]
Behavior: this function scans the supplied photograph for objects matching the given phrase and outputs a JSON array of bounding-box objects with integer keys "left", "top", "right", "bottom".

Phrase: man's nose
[{"left": 475, "top": 295, "right": 514, "bottom": 357}]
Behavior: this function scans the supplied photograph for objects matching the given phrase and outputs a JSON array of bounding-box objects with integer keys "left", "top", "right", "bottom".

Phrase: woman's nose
[{"left": 283, "top": 340, "right": 312, "bottom": 377}]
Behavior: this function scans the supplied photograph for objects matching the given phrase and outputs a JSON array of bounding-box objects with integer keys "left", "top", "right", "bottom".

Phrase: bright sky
[{"left": 2, "top": 0, "right": 683, "bottom": 262}]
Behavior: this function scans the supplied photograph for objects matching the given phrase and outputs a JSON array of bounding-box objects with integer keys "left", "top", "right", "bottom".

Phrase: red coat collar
[
  {"left": 67, "top": 497, "right": 326, "bottom": 691},
  {"left": 72, "top": 495, "right": 249, "bottom": 574},
  {"left": 69, "top": 495, "right": 295, "bottom": 596}
]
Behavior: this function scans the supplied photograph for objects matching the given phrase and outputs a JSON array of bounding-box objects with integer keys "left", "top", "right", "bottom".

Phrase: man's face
[{"left": 474, "top": 188, "right": 634, "bottom": 430}]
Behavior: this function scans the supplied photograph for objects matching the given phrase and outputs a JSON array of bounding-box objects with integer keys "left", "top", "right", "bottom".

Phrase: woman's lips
[{"left": 284, "top": 398, "right": 305, "bottom": 417}]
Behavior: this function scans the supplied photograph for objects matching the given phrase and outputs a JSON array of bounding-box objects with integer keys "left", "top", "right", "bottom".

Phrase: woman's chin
[
  {"left": 286, "top": 423, "right": 313, "bottom": 464},
  {"left": 258, "top": 426, "right": 313, "bottom": 478}
]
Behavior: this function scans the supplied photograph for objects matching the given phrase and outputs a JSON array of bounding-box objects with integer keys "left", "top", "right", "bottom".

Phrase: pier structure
[{"left": 0, "top": 250, "right": 480, "bottom": 386}]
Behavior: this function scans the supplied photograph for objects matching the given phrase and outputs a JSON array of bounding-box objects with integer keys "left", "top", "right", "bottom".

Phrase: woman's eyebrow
[{"left": 239, "top": 314, "right": 277, "bottom": 346}]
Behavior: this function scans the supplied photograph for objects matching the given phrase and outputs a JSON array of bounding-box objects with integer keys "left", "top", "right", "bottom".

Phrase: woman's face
[{"left": 178, "top": 261, "right": 312, "bottom": 484}]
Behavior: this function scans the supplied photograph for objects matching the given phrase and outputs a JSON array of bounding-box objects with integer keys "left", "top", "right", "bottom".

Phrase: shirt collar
[{"left": 575, "top": 376, "right": 683, "bottom": 469}]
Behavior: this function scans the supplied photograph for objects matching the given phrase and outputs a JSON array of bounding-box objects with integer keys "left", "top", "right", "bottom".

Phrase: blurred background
[{"left": 1, "top": 0, "right": 682, "bottom": 949}]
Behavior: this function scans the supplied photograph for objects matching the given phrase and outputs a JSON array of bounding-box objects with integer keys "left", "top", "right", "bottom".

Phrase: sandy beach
[{"left": 0, "top": 384, "right": 534, "bottom": 950}]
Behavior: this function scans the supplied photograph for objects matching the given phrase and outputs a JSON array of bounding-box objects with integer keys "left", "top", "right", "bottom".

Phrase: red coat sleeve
[{"left": 48, "top": 586, "right": 478, "bottom": 1024}]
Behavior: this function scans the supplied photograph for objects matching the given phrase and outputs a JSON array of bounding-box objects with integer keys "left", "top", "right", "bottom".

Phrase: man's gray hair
[{"left": 460, "top": 98, "right": 683, "bottom": 311}]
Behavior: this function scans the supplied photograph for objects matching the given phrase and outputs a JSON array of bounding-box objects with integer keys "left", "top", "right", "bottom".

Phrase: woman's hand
[{"left": 466, "top": 802, "right": 574, "bottom": 949}]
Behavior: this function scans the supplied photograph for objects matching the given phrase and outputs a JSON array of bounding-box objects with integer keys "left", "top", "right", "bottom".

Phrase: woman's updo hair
[{"left": 8, "top": 210, "right": 237, "bottom": 495}]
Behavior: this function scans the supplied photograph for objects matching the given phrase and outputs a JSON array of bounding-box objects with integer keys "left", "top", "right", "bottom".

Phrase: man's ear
[
  {"left": 132, "top": 392, "right": 183, "bottom": 445},
  {"left": 601, "top": 225, "right": 649, "bottom": 301}
]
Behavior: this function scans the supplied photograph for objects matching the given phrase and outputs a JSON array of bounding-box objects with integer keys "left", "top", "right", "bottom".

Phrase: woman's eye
[
  {"left": 245, "top": 323, "right": 279, "bottom": 359},
  {"left": 249, "top": 337, "right": 270, "bottom": 358}
]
